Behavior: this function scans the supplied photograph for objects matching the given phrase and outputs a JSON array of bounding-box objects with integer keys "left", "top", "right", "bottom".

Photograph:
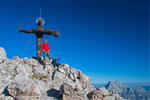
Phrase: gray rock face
[
  {"left": 87, "top": 87, "right": 124, "bottom": 100},
  {"left": 59, "top": 83, "right": 89, "bottom": 100},
  {"left": 0, "top": 47, "right": 7, "bottom": 63},
  {"left": 0, "top": 47, "right": 124, "bottom": 100},
  {"left": 105, "top": 81, "right": 150, "bottom": 100},
  {"left": 7, "top": 73, "right": 41, "bottom": 100},
  {"left": 0, "top": 94, "right": 14, "bottom": 100}
]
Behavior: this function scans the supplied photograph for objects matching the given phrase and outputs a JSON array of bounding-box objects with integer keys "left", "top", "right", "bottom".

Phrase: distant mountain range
[
  {"left": 92, "top": 82, "right": 150, "bottom": 90},
  {"left": 93, "top": 81, "right": 150, "bottom": 100}
]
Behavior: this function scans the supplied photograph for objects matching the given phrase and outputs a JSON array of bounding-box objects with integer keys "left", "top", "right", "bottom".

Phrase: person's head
[{"left": 44, "top": 39, "right": 47, "bottom": 43}]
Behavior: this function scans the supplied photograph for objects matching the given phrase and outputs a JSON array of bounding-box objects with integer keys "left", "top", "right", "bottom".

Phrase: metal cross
[{"left": 17, "top": 15, "right": 59, "bottom": 58}]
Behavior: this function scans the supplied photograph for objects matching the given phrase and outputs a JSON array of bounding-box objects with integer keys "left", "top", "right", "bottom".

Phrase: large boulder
[
  {"left": 59, "top": 83, "right": 88, "bottom": 100},
  {"left": 88, "top": 87, "right": 124, "bottom": 100},
  {"left": 0, "top": 63, "right": 13, "bottom": 94},
  {"left": 7, "top": 74, "right": 41, "bottom": 100}
]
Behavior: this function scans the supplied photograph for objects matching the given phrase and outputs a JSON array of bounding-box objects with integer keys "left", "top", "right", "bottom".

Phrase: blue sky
[{"left": 0, "top": 0, "right": 149, "bottom": 83}]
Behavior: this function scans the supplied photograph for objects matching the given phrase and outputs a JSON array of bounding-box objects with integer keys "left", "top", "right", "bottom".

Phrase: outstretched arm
[
  {"left": 17, "top": 26, "right": 35, "bottom": 33},
  {"left": 42, "top": 29, "right": 59, "bottom": 37}
]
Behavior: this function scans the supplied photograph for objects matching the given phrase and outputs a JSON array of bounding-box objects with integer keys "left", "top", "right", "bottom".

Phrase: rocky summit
[{"left": 0, "top": 47, "right": 123, "bottom": 100}]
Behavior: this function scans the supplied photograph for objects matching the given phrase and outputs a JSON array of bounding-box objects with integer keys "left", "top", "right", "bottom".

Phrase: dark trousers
[{"left": 43, "top": 51, "right": 52, "bottom": 61}]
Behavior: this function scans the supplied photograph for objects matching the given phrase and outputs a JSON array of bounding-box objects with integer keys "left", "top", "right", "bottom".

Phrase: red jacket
[{"left": 41, "top": 43, "right": 49, "bottom": 52}]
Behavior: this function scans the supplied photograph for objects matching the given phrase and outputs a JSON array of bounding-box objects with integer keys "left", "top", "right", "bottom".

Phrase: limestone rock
[
  {"left": 0, "top": 94, "right": 14, "bottom": 100},
  {"left": 4, "top": 96, "right": 14, "bottom": 100},
  {"left": 59, "top": 83, "right": 88, "bottom": 100},
  {"left": 12, "top": 56, "right": 20, "bottom": 61},
  {"left": 0, "top": 47, "right": 124, "bottom": 100},
  {"left": 23, "top": 58, "right": 38, "bottom": 66},
  {"left": 0, "top": 47, "right": 7, "bottom": 63},
  {"left": 88, "top": 87, "right": 124, "bottom": 100},
  {"left": 7, "top": 74, "right": 40, "bottom": 100},
  {"left": 0, "top": 94, "right": 5, "bottom": 100}
]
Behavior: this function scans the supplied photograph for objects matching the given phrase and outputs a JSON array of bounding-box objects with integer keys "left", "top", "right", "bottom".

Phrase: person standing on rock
[{"left": 41, "top": 39, "right": 52, "bottom": 64}]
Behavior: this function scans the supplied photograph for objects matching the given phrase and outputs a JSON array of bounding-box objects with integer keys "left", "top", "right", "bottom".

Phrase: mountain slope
[{"left": 0, "top": 47, "right": 123, "bottom": 100}]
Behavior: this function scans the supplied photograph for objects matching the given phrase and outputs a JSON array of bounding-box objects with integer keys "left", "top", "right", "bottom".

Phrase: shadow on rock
[
  {"left": 2, "top": 85, "right": 9, "bottom": 95},
  {"left": 46, "top": 88, "right": 60, "bottom": 99}
]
